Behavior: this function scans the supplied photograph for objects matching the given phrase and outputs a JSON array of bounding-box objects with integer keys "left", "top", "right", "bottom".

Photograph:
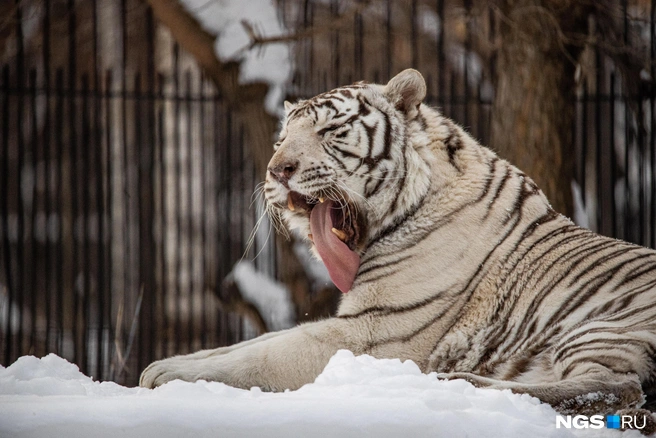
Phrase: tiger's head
[{"left": 264, "top": 69, "right": 432, "bottom": 293}]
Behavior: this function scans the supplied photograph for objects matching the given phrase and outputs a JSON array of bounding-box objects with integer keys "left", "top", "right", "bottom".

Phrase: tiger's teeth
[
  {"left": 308, "top": 234, "right": 313, "bottom": 241},
  {"left": 319, "top": 197, "right": 324, "bottom": 203},
  {"left": 287, "top": 193, "right": 295, "bottom": 211},
  {"left": 331, "top": 227, "right": 347, "bottom": 241}
]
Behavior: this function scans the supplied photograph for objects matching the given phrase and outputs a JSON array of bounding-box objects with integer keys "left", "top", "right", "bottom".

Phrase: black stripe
[
  {"left": 362, "top": 120, "right": 378, "bottom": 168},
  {"left": 474, "top": 157, "right": 499, "bottom": 203},
  {"left": 555, "top": 338, "right": 653, "bottom": 363},
  {"left": 566, "top": 246, "right": 640, "bottom": 287},
  {"left": 485, "top": 165, "right": 512, "bottom": 217},
  {"left": 358, "top": 254, "right": 413, "bottom": 277},
  {"left": 332, "top": 144, "right": 362, "bottom": 160},
  {"left": 615, "top": 260, "right": 656, "bottom": 287},
  {"left": 364, "top": 169, "right": 388, "bottom": 198},
  {"left": 367, "top": 304, "right": 453, "bottom": 348},
  {"left": 561, "top": 356, "right": 631, "bottom": 379},
  {"left": 417, "top": 109, "right": 428, "bottom": 130},
  {"left": 365, "top": 191, "right": 426, "bottom": 249},
  {"left": 322, "top": 144, "right": 349, "bottom": 171},
  {"left": 387, "top": 144, "right": 407, "bottom": 213}
]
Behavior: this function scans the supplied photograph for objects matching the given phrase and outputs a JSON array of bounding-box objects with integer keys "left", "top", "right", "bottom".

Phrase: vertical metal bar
[
  {"left": 173, "top": 43, "right": 182, "bottom": 353},
  {"left": 224, "top": 108, "right": 233, "bottom": 345},
  {"left": 651, "top": 0, "right": 656, "bottom": 249},
  {"left": 353, "top": 2, "right": 362, "bottom": 80},
  {"left": 81, "top": 73, "right": 91, "bottom": 375},
  {"left": 411, "top": 0, "right": 418, "bottom": 68},
  {"left": 186, "top": 71, "right": 193, "bottom": 351},
  {"left": 157, "top": 75, "right": 168, "bottom": 357},
  {"left": 477, "top": 82, "right": 483, "bottom": 145},
  {"left": 437, "top": 0, "right": 445, "bottom": 106},
  {"left": 67, "top": 0, "right": 80, "bottom": 367},
  {"left": 578, "top": 93, "right": 586, "bottom": 206},
  {"left": 638, "top": 93, "right": 645, "bottom": 246},
  {"left": 308, "top": 0, "right": 315, "bottom": 94},
  {"left": 332, "top": 0, "right": 341, "bottom": 87},
  {"left": 15, "top": 0, "right": 26, "bottom": 364},
  {"left": 29, "top": 68, "right": 39, "bottom": 356},
  {"left": 43, "top": 0, "right": 53, "bottom": 356},
  {"left": 146, "top": 5, "right": 157, "bottom": 367},
  {"left": 385, "top": 0, "right": 391, "bottom": 80},
  {"left": 199, "top": 74, "right": 207, "bottom": 349},
  {"left": 104, "top": 70, "right": 114, "bottom": 373},
  {"left": 132, "top": 71, "right": 144, "bottom": 371},
  {"left": 213, "top": 89, "right": 222, "bottom": 348},
  {"left": 622, "top": 0, "right": 631, "bottom": 242},
  {"left": 55, "top": 69, "right": 65, "bottom": 355},
  {"left": 450, "top": 71, "right": 456, "bottom": 122},
  {"left": 136, "top": 26, "right": 156, "bottom": 377},
  {"left": 92, "top": 0, "right": 105, "bottom": 381},
  {"left": 1, "top": 65, "right": 13, "bottom": 364},
  {"left": 119, "top": 0, "right": 131, "bottom": 376},
  {"left": 595, "top": 50, "right": 602, "bottom": 235},
  {"left": 610, "top": 72, "right": 617, "bottom": 238},
  {"left": 463, "top": 0, "right": 471, "bottom": 128},
  {"left": 582, "top": 81, "right": 589, "bottom": 228},
  {"left": 236, "top": 125, "right": 245, "bottom": 343}
]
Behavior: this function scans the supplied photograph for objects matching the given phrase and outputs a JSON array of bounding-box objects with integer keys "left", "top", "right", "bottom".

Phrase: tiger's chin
[{"left": 280, "top": 190, "right": 368, "bottom": 293}]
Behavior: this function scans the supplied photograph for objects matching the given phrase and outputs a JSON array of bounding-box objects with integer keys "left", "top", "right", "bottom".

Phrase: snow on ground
[{"left": 0, "top": 350, "right": 642, "bottom": 438}]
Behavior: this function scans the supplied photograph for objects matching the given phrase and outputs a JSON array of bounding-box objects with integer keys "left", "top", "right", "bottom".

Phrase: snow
[
  {"left": 230, "top": 260, "right": 295, "bottom": 331},
  {"left": 0, "top": 351, "right": 640, "bottom": 438},
  {"left": 179, "top": 0, "right": 292, "bottom": 114}
]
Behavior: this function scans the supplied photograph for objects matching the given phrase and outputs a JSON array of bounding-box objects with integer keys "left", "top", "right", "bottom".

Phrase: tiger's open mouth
[{"left": 285, "top": 191, "right": 365, "bottom": 293}]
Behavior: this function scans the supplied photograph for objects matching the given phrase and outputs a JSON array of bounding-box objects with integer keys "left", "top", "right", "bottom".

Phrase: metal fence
[{"left": 1, "top": 0, "right": 655, "bottom": 386}]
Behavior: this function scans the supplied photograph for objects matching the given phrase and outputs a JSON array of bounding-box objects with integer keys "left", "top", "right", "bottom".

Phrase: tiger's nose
[{"left": 268, "top": 161, "right": 298, "bottom": 187}]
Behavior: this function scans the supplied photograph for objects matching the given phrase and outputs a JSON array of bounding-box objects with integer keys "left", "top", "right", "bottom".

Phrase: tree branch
[{"left": 239, "top": 0, "right": 371, "bottom": 51}]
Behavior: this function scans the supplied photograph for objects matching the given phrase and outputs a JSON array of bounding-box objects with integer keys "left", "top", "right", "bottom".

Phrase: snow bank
[
  {"left": 231, "top": 260, "right": 295, "bottom": 331},
  {"left": 0, "top": 351, "right": 638, "bottom": 438},
  {"left": 179, "top": 0, "right": 291, "bottom": 114}
]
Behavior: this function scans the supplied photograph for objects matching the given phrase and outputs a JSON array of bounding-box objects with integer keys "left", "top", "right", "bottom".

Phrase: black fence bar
[{"left": 1, "top": 65, "right": 12, "bottom": 364}]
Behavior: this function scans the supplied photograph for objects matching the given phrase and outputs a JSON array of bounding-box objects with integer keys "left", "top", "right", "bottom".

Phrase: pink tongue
[{"left": 310, "top": 201, "right": 360, "bottom": 293}]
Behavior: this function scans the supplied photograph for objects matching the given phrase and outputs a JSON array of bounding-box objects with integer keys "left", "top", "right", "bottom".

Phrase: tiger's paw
[
  {"left": 139, "top": 356, "right": 209, "bottom": 388},
  {"left": 436, "top": 372, "right": 497, "bottom": 388}
]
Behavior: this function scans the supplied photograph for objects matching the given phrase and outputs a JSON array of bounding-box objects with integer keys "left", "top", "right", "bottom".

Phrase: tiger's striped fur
[{"left": 140, "top": 70, "right": 656, "bottom": 430}]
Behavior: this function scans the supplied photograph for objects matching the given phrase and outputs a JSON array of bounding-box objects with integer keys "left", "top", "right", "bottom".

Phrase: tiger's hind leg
[
  {"left": 437, "top": 370, "right": 655, "bottom": 434},
  {"left": 437, "top": 369, "right": 644, "bottom": 415},
  {"left": 438, "top": 322, "right": 656, "bottom": 434}
]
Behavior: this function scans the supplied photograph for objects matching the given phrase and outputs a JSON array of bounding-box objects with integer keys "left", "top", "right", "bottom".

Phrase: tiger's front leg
[{"left": 139, "top": 318, "right": 360, "bottom": 390}]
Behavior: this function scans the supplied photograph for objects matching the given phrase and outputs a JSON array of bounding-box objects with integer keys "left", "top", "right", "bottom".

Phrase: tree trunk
[{"left": 490, "top": 0, "right": 592, "bottom": 217}]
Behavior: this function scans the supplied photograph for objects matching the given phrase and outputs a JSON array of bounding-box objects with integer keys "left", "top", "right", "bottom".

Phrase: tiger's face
[{"left": 264, "top": 70, "right": 430, "bottom": 293}]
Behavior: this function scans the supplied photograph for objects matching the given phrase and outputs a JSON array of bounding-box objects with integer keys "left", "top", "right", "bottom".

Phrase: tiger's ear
[
  {"left": 383, "top": 69, "right": 426, "bottom": 119},
  {"left": 284, "top": 100, "right": 295, "bottom": 113}
]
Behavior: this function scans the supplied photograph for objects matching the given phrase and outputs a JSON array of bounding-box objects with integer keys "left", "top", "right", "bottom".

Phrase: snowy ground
[{"left": 0, "top": 350, "right": 643, "bottom": 438}]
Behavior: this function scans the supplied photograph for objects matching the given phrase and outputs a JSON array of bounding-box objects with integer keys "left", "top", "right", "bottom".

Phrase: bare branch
[{"left": 239, "top": 0, "right": 371, "bottom": 51}]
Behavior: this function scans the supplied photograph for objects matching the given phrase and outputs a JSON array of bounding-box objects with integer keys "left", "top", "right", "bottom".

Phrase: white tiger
[{"left": 140, "top": 70, "right": 656, "bottom": 433}]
